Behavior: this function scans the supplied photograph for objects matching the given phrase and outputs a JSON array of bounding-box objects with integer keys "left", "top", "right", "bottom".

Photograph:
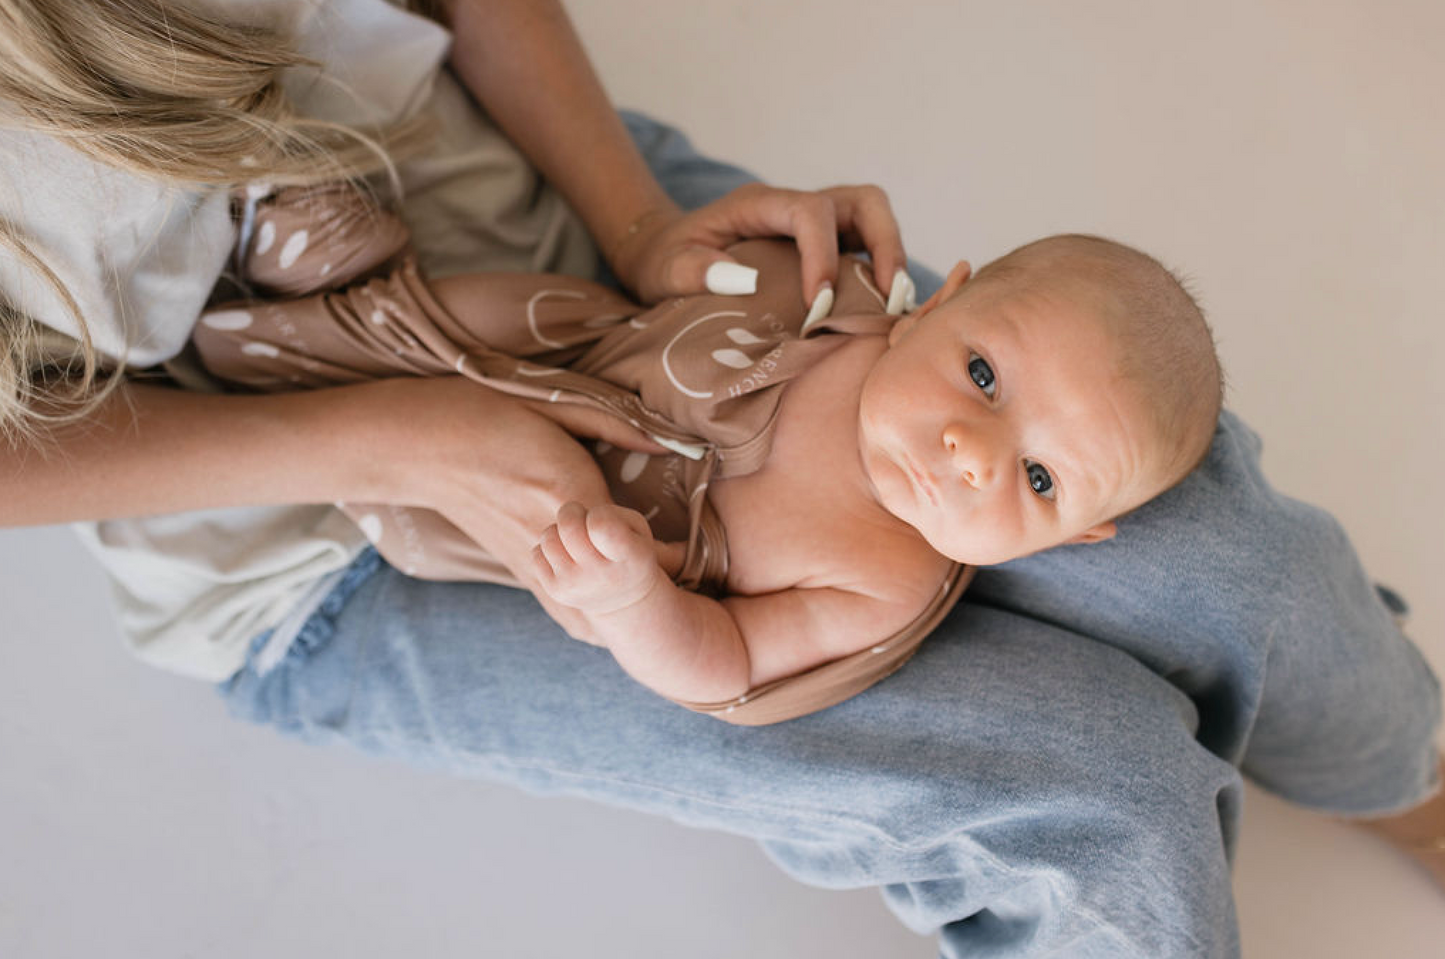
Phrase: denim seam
[{"left": 270, "top": 547, "right": 383, "bottom": 666}]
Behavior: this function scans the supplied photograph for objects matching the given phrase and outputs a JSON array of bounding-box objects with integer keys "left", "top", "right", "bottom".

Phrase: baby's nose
[{"left": 942, "top": 424, "right": 999, "bottom": 489}]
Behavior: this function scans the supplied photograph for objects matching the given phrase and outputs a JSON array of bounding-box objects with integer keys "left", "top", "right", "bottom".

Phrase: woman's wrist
[
  {"left": 606, "top": 207, "right": 673, "bottom": 268},
  {"left": 604, "top": 203, "right": 681, "bottom": 293}
]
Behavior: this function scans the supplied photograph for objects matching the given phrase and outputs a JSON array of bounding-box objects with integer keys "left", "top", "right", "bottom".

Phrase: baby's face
[{"left": 857, "top": 278, "right": 1164, "bottom": 566}]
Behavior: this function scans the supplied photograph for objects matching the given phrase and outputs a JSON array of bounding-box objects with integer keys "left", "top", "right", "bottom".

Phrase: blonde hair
[{"left": 0, "top": 0, "right": 436, "bottom": 445}]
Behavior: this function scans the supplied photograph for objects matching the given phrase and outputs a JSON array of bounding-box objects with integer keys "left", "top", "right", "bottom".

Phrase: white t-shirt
[{"left": 0, "top": 0, "right": 596, "bottom": 679}]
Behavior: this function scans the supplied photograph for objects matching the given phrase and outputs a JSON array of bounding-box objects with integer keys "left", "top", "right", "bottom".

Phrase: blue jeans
[{"left": 221, "top": 112, "right": 1441, "bottom": 958}]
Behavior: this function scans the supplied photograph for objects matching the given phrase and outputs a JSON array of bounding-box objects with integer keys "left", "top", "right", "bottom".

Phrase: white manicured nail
[
  {"left": 886, "top": 269, "right": 917, "bottom": 315},
  {"left": 801, "top": 283, "right": 834, "bottom": 332},
  {"left": 705, "top": 261, "right": 758, "bottom": 296},
  {"left": 650, "top": 434, "right": 707, "bottom": 460}
]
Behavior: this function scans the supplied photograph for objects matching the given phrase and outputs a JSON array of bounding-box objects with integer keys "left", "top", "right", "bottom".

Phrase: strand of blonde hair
[{"left": 0, "top": 0, "right": 436, "bottom": 446}]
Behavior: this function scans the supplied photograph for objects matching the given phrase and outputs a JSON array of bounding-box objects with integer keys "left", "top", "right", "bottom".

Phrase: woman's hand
[
  {"left": 440, "top": 2, "right": 910, "bottom": 316},
  {"left": 360, "top": 377, "right": 658, "bottom": 635},
  {"left": 611, "top": 182, "right": 911, "bottom": 311},
  {"left": 371, "top": 378, "right": 652, "bottom": 551}
]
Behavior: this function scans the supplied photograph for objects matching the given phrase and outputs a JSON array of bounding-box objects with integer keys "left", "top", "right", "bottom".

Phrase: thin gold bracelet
[{"left": 608, "top": 208, "right": 672, "bottom": 266}]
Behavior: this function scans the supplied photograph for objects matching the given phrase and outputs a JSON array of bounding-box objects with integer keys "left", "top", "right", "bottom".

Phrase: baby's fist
[{"left": 532, "top": 502, "right": 662, "bottom": 615}]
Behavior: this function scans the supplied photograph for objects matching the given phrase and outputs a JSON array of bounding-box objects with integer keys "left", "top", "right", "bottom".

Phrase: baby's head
[{"left": 857, "top": 234, "right": 1222, "bottom": 566}]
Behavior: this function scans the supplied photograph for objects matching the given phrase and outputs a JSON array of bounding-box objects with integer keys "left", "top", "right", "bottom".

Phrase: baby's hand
[{"left": 532, "top": 502, "right": 663, "bottom": 617}]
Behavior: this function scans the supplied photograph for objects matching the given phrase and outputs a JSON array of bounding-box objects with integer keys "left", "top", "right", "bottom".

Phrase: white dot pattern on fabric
[
  {"left": 370, "top": 309, "right": 387, "bottom": 325},
  {"left": 619, "top": 451, "right": 649, "bottom": 483},
  {"left": 254, "top": 220, "right": 277, "bottom": 255},
  {"left": 278, "top": 229, "right": 309, "bottom": 269},
  {"left": 710, "top": 348, "right": 754, "bottom": 370},
  {"left": 725, "top": 327, "right": 765, "bottom": 345},
  {"left": 357, "top": 514, "right": 384, "bottom": 544},
  {"left": 201, "top": 309, "right": 253, "bottom": 331},
  {"left": 241, "top": 341, "right": 281, "bottom": 358}
]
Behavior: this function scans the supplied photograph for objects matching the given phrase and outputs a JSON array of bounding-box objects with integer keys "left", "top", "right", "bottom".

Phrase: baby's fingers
[
  {"left": 584, "top": 505, "right": 654, "bottom": 565},
  {"left": 555, "top": 501, "right": 608, "bottom": 566},
  {"left": 532, "top": 522, "right": 572, "bottom": 584}
]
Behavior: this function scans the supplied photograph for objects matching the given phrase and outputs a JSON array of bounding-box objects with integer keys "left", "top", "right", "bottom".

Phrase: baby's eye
[
  {"left": 967, "top": 353, "right": 996, "bottom": 398},
  {"left": 1025, "top": 460, "right": 1055, "bottom": 501}
]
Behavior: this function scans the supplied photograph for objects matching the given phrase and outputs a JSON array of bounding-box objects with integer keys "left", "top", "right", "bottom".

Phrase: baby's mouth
[{"left": 904, "top": 454, "right": 940, "bottom": 505}]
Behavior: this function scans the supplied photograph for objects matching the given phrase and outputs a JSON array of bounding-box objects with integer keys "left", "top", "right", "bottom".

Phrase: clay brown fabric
[{"left": 194, "top": 187, "right": 973, "bottom": 724}]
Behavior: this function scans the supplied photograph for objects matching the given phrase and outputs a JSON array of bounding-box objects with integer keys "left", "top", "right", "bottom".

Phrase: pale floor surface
[{"left": 4, "top": 0, "right": 1444, "bottom": 955}]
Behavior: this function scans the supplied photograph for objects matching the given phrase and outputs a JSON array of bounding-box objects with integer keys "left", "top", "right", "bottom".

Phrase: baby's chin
[
  {"left": 911, "top": 522, "right": 1073, "bottom": 568},
  {"left": 910, "top": 525, "right": 1020, "bottom": 568},
  {"left": 885, "top": 494, "right": 1066, "bottom": 566}
]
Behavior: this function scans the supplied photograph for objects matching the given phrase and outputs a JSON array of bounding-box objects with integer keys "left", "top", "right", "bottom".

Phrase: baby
[{"left": 195, "top": 186, "right": 1221, "bottom": 724}]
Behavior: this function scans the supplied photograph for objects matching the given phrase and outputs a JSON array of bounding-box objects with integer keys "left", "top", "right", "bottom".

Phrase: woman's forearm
[
  {"left": 0, "top": 380, "right": 405, "bottom": 527},
  {"left": 438, "top": 2, "right": 910, "bottom": 307},
  {"left": 0, "top": 374, "right": 630, "bottom": 531},
  {"left": 441, "top": 0, "right": 676, "bottom": 260}
]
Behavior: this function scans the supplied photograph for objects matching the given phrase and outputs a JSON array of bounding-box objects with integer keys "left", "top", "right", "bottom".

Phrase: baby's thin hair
[{"left": 971, "top": 234, "right": 1225, "bottom": 489}]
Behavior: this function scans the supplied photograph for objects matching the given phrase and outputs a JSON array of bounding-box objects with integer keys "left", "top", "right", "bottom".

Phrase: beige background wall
[{"left": 2, "top": 1, "right": 1441, "bottom": 956}]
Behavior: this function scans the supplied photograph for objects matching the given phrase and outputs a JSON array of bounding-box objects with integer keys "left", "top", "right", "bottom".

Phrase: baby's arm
[
  {"left": 532, "top": 502, "right": 749, "bottom": 700},
  {"left": 532, "top": 502, "right": 916, "bottom": 707}
]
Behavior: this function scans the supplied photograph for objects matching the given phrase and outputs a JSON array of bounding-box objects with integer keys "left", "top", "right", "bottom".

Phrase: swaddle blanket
[{"left": 194, "top": 186, "right": 973, "bottom": 724}]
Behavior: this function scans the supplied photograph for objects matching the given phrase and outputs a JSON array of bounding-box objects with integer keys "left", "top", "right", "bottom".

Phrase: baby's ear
[
  {"left": 1066, "top": 521, "right": 1118, "bottom": 546},
  {"left": 911, "top": 260, "right": 972, "bottom": 318},
  {"left": 887, "top": 311, "right": 919, "bottom": 345},
  {"left": 889, "top": 261, "right": 972, "bottom": 346}
]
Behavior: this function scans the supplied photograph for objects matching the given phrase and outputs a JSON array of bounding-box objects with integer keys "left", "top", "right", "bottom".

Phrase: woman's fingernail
[
  {"left": 705, "top": 261, "right": 758, "bottom": 295},
  {"left": 886, "top": 269, "right": 917, "bottom": 315},
  {"left": 802, "top": 282, "right": 834, "bottom": 332},
  {"left": 649, "top": 434, "right": 707, "bottom": 460}
]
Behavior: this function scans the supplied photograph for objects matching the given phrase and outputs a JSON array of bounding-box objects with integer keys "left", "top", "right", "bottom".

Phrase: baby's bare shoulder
[
  {"left": 721, "top": 479, "right": 945, "bottom": 592},
  {"left": 723, "top": 532, "right": 955, "bottom": 685},
  {"left": 830, "top": 531, "right": 956, "bottom": 619}
]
